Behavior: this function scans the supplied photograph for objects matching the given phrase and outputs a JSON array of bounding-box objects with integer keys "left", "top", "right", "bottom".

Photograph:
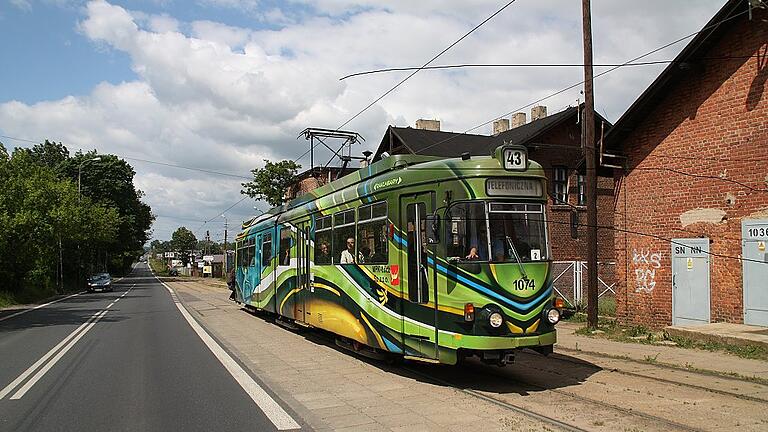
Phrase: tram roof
[{"left": 241, "top": 153, "right": 441, "bottom": 230}]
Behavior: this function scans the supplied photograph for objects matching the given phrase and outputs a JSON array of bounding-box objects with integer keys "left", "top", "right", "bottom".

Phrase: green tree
[
  {"left": 59, "top": 151, "right": 155, "bottom": 273},
  {"left": 0, "top": 148, "right": 119, "bottom": 298},
  {"left": 170, "top": 227, "right": 197, "bottom": 265},
  {"left": 241, "top": 159, "right": 301, "bottom": 207}
]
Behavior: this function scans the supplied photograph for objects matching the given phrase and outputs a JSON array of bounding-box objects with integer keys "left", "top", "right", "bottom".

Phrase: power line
[
  {"left": 339, "top": 55, "right": 759, "bottom": 80},
  {"left": 194, "top": 196, "right": 250, "bottom": 235},
  {"left": 411, "top": 7, "right": 752, "bottom": 156},
  {"left": 0, "top": 134, "right": 252, "bottom": 180},
  {"left": 292, "top": 1, "right": 520, "bottom": 165},
  {"left": 336, "top": 0, "right": 520, "bottom": 130}
]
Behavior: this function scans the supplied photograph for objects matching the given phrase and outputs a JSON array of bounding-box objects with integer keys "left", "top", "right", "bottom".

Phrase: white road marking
[
  {"left": 0, "top": 285, "right": 134, "bottom": 400},
  {"left": 0, "top": 275, "right": 129, "bottom": 324},
  {"left": 0, "top": 292, "right": 83, "bottom": 323},
  {"left": 157, "top": 278, "right": 301, "bottom": 430},
  {"left": 0, "top": 310, "right": 100, "bottom": 400},
  {"left": 10, "top": 309, "right": 110, "bottom": 399}
]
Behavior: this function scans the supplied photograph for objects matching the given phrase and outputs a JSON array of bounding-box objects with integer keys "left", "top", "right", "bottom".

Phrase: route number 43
[{"left": 503, "top": 147, "right": 527, "bottom": 171}]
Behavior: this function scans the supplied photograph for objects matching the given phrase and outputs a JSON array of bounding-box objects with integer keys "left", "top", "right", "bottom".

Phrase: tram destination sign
[{"left": 486, "top": 178, "right": 542, "bottom": 197}]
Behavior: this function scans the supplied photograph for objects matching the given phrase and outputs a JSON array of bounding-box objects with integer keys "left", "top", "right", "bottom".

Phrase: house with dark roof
[
  {"left": 372, "top": 105, "right": 616, "bottom": 276},
  {"left": 604, "top": 0, "right": 768, "bottom": 328}
]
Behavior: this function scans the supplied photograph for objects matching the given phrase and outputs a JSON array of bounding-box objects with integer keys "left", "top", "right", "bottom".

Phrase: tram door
[
  {"left": 400, "top": 193, "right": 438, "bottom": 360},
  {"left": 294, "top": 221, "right": 312, "bottom": 323}
]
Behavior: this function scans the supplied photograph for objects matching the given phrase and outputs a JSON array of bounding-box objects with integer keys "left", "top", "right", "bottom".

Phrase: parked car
[{"left": 86, "top": 273, "right": 113, "bottom": 292}]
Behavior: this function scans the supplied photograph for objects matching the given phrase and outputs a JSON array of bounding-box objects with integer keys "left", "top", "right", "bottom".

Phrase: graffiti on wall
[{"left": 633, "top": 249, "right": 662, "bottom": 293}]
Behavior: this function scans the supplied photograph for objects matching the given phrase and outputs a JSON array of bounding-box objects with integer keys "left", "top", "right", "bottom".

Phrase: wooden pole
[{"left": 582, "top": 0, "right": 599, "bottom": 329}]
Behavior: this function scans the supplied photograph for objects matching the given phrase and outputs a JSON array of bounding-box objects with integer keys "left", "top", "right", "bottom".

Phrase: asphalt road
[{"left": 0, "top": 263, "right": 303, "bottom": 432}]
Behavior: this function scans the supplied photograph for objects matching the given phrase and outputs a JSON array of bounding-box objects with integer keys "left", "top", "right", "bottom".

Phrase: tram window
[
  {"left": 315, "top": 215, "right": 332, "bottom": 265},
  {"left": 261, "top": 232, "right": 272, "bottom": 267},
  {"left": 358, "top": 202, "right": 388, "bottom": 264},
  {"left": 248, "top": 238, "right": 256, "bottom": 266},
  {"left": 406, "top": 203, "right": 429, "bottom": 303},
  {"left": 333, "top": 209, "right": 356, "bottom": 264},
  {"left": 279, "top": 227, "right": 292, "bottom": 266},
  {"left": 446, "top": 202, "right": 488, "bottom": 262},
  {"left": 488, "top": 204, "right": 548, "bottom": 262},
  {"left": 236, "top": 241, "right": 243, "bottom": 267}
]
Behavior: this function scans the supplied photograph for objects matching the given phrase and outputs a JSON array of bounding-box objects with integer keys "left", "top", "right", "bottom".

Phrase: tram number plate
[
  {"left": 513, "top": 278, "right": 535, "bottom": 290},
  {"left": 503, "top": 148, "right": 527, "bottom": 171}
]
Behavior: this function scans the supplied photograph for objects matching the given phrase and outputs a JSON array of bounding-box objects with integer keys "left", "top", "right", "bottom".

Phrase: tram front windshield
[{"left": 447, "top": 202, "right": 548, "bottom": 263}]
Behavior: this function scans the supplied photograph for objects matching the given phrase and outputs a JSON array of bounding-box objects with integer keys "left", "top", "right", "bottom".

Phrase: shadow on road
[{"left": 239, "top": 306, "right": 599, "bottom": 396}]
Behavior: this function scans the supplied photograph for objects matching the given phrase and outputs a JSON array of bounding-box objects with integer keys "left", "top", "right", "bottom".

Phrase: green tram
[{"left": 233, "top": 144, "right": 562, "bottom": 366}]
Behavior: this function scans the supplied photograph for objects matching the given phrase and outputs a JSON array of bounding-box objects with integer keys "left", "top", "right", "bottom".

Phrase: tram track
[
  {"left": 547, "top": 347, "right": 768, "bottom": 403},
  {"left": 409, "top": 358, "right": 712, "bottom": 432},
  {"left": 400, "top": 364, "right": 589, "bottom": 432}
]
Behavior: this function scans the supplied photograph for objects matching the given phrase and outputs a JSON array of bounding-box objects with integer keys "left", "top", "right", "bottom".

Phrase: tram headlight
[
  {"left": 489, "top": 312, "right": 504, "bottom": 328},
  {"left": 546, "top": 308, "right": 561, "bottom": 324}
]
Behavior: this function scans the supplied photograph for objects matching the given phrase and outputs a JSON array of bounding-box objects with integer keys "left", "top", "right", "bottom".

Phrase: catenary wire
[
  {"left": 339, "top": 55, "right": 760, "bottom": 80},
  {"left": 335, "top": 0, "right": 520, "bottom": 131},
  {"left": 411, "top": 7, "right": 752, "bottom": 156},
  {"left": 0, "top": 134, "right": 252, "bottom": 180}
]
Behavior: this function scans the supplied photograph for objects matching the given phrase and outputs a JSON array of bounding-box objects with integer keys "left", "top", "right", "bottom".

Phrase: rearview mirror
[{"left": 425, "top": 214, "right": 440, "bottom": 244}]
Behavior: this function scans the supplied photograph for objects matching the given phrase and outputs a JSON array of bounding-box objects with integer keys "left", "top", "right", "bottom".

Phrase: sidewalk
[
  {"left": 556, "top": 321, "right": 768, "bottom": 380},
  {"left": 666, "top": 322, "right": 768, "bottom": 349}
]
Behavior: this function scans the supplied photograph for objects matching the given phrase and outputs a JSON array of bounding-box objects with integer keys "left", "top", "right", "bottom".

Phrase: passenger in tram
[
  {"left": 340, "top": 237, "right": 356, "bottom": 264},
  {"left": 317, "top": 242, "right": 331, "bottom": 264},
  {"left": 465, "top": 246, "right": 481, "bottom": 261}
]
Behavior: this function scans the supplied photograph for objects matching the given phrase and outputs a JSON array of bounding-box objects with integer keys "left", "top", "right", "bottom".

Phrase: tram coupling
[{"left": 479, "top": 350, "right": 515, "bottom": 367}]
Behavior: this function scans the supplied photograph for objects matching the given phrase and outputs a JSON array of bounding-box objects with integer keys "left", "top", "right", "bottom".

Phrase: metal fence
[{"left": 550, "top": 261, "right": 616, "bottom": 308}]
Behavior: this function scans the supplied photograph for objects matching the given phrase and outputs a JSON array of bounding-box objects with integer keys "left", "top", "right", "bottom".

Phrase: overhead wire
[
  {"left": 290, "top": 0, "right": 521, "bottom": 166},
  {"left": 0, "top": 134, "right": 252, "bottom": 180},
  {"left": 335, "top": 0, "right": 520, "bottom": 131},
  {"left": 410, "top": 7, "right": 752, "bottom": 156},
  {"left": 339, "top": 55, "right": 760, "bottom": 80}
]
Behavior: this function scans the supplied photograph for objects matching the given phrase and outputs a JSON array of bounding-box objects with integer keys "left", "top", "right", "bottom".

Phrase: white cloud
[{"left": 0, "top": 0, "right": 727, "bottom": 240}]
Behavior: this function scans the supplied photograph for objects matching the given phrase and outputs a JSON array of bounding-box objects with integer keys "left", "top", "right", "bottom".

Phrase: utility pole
[
  {"left": 222, "top": 214, "right": 228, "bottom": 275},
  {"left": 582, "top": 0, "right": 599, "bottom": 329}
]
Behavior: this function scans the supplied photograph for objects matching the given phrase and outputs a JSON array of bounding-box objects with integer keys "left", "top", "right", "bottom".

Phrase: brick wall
[
  {"left": 529, "top": 121, "right": 616, "bottom": 262},
  {"left": 614, "top": 11, "right": 768, "bottom": 328}
]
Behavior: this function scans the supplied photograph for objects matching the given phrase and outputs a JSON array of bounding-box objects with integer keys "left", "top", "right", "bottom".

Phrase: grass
[
  {"left": 563, "top": 296, "right": 617, "bottom": 323},
  {"left": 0, "top": 283, "right": 68, "bottom": 310},
  {"left": 148, "top": 258, "right": 170, "bottom": 276},
  {"left": 574, "top": 320, "right": 768, "bottom": 362},
  {"left": 0, "top": 291, "right": 16, "bottom": 309}
]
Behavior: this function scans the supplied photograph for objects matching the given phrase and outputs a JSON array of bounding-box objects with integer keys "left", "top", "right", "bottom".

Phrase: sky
[{"left": 0, "top": 0, "right": 727, "bottom": 242}]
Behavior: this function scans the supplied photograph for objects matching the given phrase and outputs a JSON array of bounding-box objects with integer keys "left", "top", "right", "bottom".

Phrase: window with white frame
[{"left": 553, "top": 166, "right": 568, "bottom": 204}]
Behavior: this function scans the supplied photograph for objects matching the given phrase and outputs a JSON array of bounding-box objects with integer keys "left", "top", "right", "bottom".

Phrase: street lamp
[{"left": 78, "top": 156, "right": 102, "bottom": 199}]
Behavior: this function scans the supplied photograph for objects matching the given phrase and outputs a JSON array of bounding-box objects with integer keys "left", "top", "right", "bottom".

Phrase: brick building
[
  {"left": 605, "top": 0, "right": 768, "bottom": 327},
  {"left": 286, "top": 166, "right": 357, "bottom": 200},
  {"left": 373, "top": 105, "right": 616, "bottom": 265}
]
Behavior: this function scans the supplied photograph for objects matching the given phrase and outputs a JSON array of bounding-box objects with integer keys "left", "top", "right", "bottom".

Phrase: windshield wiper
[{"left": 505, "top": 236, "right": 529, "bottom": 279}]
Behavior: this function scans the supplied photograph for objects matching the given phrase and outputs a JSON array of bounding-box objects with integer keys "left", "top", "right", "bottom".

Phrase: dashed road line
[
  {"left": 0, "top": 275, "right": 129, "bottom": 324},
  {"left": 0, "top": 292, "right": 83, "bottom": 323},
  {"left": 0, "top": 285, "right": 134, "bottom": 400},
  {"left": 157, "top": 277, "right": 301, "bottom": 431}
]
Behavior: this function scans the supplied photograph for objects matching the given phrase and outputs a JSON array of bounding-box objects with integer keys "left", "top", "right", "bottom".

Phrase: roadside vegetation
[
  {"left": 574, "top": 319, "right": 768, "bottom": 361},
  {"left": 0, "top": 140, "right": 153, "bottom": 307}
]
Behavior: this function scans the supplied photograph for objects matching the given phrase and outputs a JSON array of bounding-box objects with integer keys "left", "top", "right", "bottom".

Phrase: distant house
[
  {"left": 604, "top": 0, "right": 768, "bottom": 327},
  {"left": 285, "top": 166, "right": 358, "bottom": 200},
  {"left": 372, "top": 105, "right": 616, "bottom": 266}
]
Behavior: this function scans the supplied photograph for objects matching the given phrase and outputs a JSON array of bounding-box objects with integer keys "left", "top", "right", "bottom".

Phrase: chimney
[
  {"left": 531, "top": 105, "right": 547, "bottom": 121},
  {"left": 492, "top": 118, "right": 510, "bottom": 135},
  {"left": 415, "top": 119, "right": 440, "bottom": 131},
  {"left": 511, "top": 112, "right": 527, "bottom": 128}
]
